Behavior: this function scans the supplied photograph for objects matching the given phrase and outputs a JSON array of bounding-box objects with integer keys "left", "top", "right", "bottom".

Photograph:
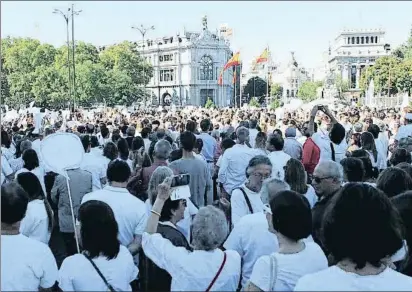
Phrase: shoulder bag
[
  {"left": 205, "top": 252, "right": 227, "bottom": 292},
  {"left": 83, "top": 252, "right": 116, "bottom": 292}
]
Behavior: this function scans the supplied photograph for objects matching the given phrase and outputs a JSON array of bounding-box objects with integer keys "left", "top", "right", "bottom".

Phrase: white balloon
[{"left": 40, "top": 133, "right": 84, "bottom": 179}]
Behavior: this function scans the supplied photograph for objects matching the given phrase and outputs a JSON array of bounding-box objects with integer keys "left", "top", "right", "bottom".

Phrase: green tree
[
  {"left": 359, "top": 56, "right": 401, "bottom": 95},
  {"left": 31, "top": 65, "right": 68, "bottom": 107},
  {"left": 395, "top": 59, "right": 412, "bottom": 95},
  {"left": 204, "top": 98, "right": 215, "bottom": 109},
  {"left": 269, "top": 99, "right": 280, "bottom": 109},
  {"left": 249, "top": 97, "right": 260, "bottom": 107},
  {"left": 74, "top": 61, "right": 109, "bottom": 105},
  {"left": 243, "top": 77, "right": 267, "bottom": 99},
  {"left": 270, "top": 83, "right": 283, "bottom": 99},
  {"left": 297, "top": 81, "right": 320, "bottom": 102},
  {"left": 334, "top": 75, "right": 349, "bottom": 93}
]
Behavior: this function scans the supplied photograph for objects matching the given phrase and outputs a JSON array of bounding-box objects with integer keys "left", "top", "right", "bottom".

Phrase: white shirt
[
  {"left": 58, "top": 245, "right": 138, "bottom": 291},
  {"left": 294, "top": 265, "right": 412, "bottom": 291},
  {"left": 250, "top": 241, "right": 328, "bottom": 291},
  {"left": 224, "top": 212, "right": 279, "bottom": 288},
  {"left": 1, "top": 146, "right": 15, "bottom": 161},
  {"left": 1, "top": 234, "right": 58, "bottom": 291},
  {"left": 142, "top": 232, "right": 241, "bottom": 291},
  {"left": 374, "top": 139, "right": 387, "bottom": 170},
  {"left": 249, "top": 129, "right": 259, "bottom": 148},
  {"left": 395, "top": 123, "right": 412, "bottom": 141},
  {"left": 1, "top": 155, "right": 13, "bottom": 182},
  {"left": 304, "top": 185, "right": 318, "bottom": 209},
  {"left": 9, "top": 156, "right": 24, "bottom": 173},
  {"left": 81, "top": 186, "right": 148, "bottom": 247},
  {"left": 218, "top": 145, "right": 260, "bottom": 194},
  {"left": 143, "top": 138, "right": 151, "bottom": 154},
  {"left": 15, "top": 166, "right": 46, "bottom": 194},
  {"left": 80, "top": 152, "right": 106, "bottom": 191},
  {"left": 312, "top": 131, "right": 347, "bottom": 163},
  {"left": 267, "top": 151, "right": 291, "bottom": 180},
  {"left": 231, "top": 184, "right": 264, "bottom": 226},
  {"left": 20, "top": 199, "right": 51, "bottom": 244}
]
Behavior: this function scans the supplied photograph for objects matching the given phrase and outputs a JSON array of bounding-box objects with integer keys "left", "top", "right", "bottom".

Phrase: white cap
[{"left": 170, "top": 185, "right": 191, "bottom": 201}]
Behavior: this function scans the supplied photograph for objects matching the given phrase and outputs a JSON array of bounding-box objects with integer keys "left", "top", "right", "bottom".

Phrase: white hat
[{"left": 170, "top": 185, "right": 191, "bottom": 201}]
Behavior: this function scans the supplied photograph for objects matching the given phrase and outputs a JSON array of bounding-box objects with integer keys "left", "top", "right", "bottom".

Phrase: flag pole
[
  {"left": 234, "top": 65, "right": 237, "bottom": 108},
  {"left": 266, "top": 45, "right": 270, "bottom": 107},
  {"left": 239, "top": 65, "right": 242, "bottom": 107}
]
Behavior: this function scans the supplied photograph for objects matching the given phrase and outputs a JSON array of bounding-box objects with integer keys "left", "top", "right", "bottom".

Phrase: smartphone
[{"left": 171, "top": 174, "right": 190, "bottom": 188}]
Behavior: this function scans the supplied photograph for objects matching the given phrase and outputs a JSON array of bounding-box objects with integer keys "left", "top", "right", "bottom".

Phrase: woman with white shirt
[
  {"left": 284, "top": 158, "right": 318, "bottom": 208},
  {"left": 295, "top": 183, "right": 412, "bottom": 291},
  {"left": 246, "top": 190, "right": 327, "bottom": 291},
  {"left": 58, "top": 200, "right": 138, "bottom": 291},
  {"left": 142, "top": 177, "right": 241, "bottom": 291},
  {"left": 231, "top": 155, "right": 272, "bottom": 226},
  {"left": 140, "top": 166, "right": 191, "bottom": 292},
  {"left": 360, "top": 131, "right": 382, "bottom": 168},
  {"left": 145, "top": 166, "right": 198, "bottom": 245},
  {"left": 16, "top": 172, "right": 53, "bottom": 244},
  {"left": 14, "top": 149, "right": 46, "bottom": 194}
]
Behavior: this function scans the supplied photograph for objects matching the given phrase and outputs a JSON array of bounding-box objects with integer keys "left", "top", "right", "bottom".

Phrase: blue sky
[{"left": 2, "top": 1, "right": 412, "bottom": 69}]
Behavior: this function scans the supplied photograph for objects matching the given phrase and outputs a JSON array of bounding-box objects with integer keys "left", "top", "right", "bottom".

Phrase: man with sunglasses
[{"left": 311, "top": 160, "right": 343, "bottom": 254}]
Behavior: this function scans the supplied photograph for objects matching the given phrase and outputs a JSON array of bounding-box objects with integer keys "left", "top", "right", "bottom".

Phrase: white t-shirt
[
  {"left": 231, "top": 184, "right": 264, "bottom": 226},
  {"left": 58, "top": 245, "right": 138, "bottom": 291},
  {"left": 1, "top": 234, "right": 58, "bottom": 291},
  {"left": 250, "top": 241, "right": 328, "bottom": 291},
  {"left": 80, "top": 152, "right": 106, "bottom": 191},
  {"left": 312, "top": 131, "right": 348, "bottom": 163},
  {"left": 395, "top": 123, "right": 412, "bottom": 141},
  {"left": 267, "top": 151, "right": 291, "bottom": 180},
  {"left": 294, "top": 265, "right": 412, "bottom": 291},
  {"left": 224, "top": 212, "right": 279, "bottom": 288},
  {"left": 81, "top": 186, "right": 148, "bottom": 247},
  {"left": 19, "top": 199, "right": 51, "bottom": 244},
  {"left": 303, "top": 185, "right": 318, "bottom": 209}
]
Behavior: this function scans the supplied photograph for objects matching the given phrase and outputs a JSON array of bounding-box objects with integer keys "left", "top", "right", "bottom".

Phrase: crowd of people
[{"left": 1, "top": 102, "right": 412, "bottom": 291}]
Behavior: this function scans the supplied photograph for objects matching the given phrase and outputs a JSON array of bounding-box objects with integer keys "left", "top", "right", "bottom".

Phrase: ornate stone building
[
  {"left": 328, "top": 29, "right": 391, "bottom": 94},
  {"left": 136, "top": 16, "right": 234, "bottom": 107}
]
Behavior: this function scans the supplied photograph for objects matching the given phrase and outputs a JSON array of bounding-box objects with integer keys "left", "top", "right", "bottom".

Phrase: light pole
[
  {"left": 131, "top": 24, "right": 155, "bottom": 106},
  {"left": 53, "top": 8, "right": 72, "bottom": 109},
  {"left": 71, "top": 4, "right": 82, "bottom": 110}
]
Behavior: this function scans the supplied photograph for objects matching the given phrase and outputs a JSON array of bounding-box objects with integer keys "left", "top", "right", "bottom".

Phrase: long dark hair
[
  {"left": 22, "top": 149, "right": 39, "bottom": 171},
  {"left": 1, "top": 130, "right": 11, "bottom": 148},
  {"left": 361, "top": 132, "right": 378, "bottom": 162},
  {"left": 16, "top": 172, "right": 54, "bottom": 231},
  {"left": 284, "top": 158, "right": 308, "bottom": 194},
  {"left": 117, "top": 138, "right": 129, "bottom": 161},
  {"left": 78, "top": 200, "right": 120, "bottom": 260}
]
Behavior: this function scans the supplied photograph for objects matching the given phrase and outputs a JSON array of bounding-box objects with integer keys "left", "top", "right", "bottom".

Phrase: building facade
[
  {"left": 137, "top": 17, "right": 234, "bottom": 107},
  {"left": 328, "top": 29, "right": 391, "bottom": 93}
]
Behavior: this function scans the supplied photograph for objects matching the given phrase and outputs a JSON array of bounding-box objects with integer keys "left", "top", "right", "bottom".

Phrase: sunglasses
[{"left": 313, "top": 176, "right": 333, "bottom": 184}]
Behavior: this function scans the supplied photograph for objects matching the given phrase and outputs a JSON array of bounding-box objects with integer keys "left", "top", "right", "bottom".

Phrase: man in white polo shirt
[
  {"left": 395, "top": 113, "right": 412, "bottom": 147},
  {"left": 81, "top": 160, "right": 148, "bottom": 256}
]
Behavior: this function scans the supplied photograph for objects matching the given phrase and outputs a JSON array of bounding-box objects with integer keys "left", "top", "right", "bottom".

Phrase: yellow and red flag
[
  {"left": 256, "top": 48, "right": 269, "bottom": 64},
  {"left": 223, "top": 52, "right": 241, "bottom": 70},
  {"left": 218, "top": 70, "right": 223, "bottom": 85}
]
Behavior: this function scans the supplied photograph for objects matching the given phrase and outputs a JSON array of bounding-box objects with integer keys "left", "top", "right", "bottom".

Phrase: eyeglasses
[
  {"left": 313, "top": 176, "right": 334, "bottom": 184},
  {"left": 252, "top": 172, "right": 271, "bottom": 180}
]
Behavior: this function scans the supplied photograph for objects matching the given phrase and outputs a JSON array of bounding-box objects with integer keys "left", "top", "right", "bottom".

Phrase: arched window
[
  {"left": 286, "top": 89, "right": 290, "bottom": 97},
  {"left": 352, "top": 37, "right": 355, "bottom": 44},
  {"left": 366, "top": 36, "right": 369, "bottom": 44},
  {"left": 199, "top": 55, "right": 214, "bottom": 80},
  {"left": 356, "top": 37, "right": 360, "bottom": 44},
  {"left": 361, "top": 37, "right": 364, "bottom": 44},
  {"left": 375, "top": 36, "right": 378, "bottom": 43}
]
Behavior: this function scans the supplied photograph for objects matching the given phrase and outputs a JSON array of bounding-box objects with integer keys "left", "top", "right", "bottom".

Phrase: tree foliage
[
  {"left": 204, "top": 98, "right": 215, "bottom": 109},
  {"left": 270, "top": 83, "right": 283, "bottom": 99},
  {"left": 360, "top": 31, "right": 412, "bottom": 96},
  {"left": 297, "top": 81, "right": 321, "bottom": 102},
  {"left": 249, "top": 97, "right": 260, "bottom": 107},
  {"left": 1, "top": 37, "right": 153, "bottom": 108},
  {"left": 243, "top": 77, "right": 268, "bottom": 99}
]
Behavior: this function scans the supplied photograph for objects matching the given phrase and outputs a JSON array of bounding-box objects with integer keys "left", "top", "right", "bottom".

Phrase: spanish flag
[
  {"left": 223, "top": 52, "right": 241, "bottom": 70},
  {"left": 218, "top": 70, "right": 223, "bottom": 85},
  {"left": 256, "top": 48, "right": 269, "bottom": 64}
]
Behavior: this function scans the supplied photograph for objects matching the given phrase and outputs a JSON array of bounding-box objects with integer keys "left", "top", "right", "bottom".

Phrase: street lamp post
[
  {"left": 131, "top": 24, "right": 155, "bottom": 106},
  {"left": 53, "top": 8, "right": 72, "bottom": 109},
  {"left": 71, "top": 4, "right": 82, "bottom": 110}
]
